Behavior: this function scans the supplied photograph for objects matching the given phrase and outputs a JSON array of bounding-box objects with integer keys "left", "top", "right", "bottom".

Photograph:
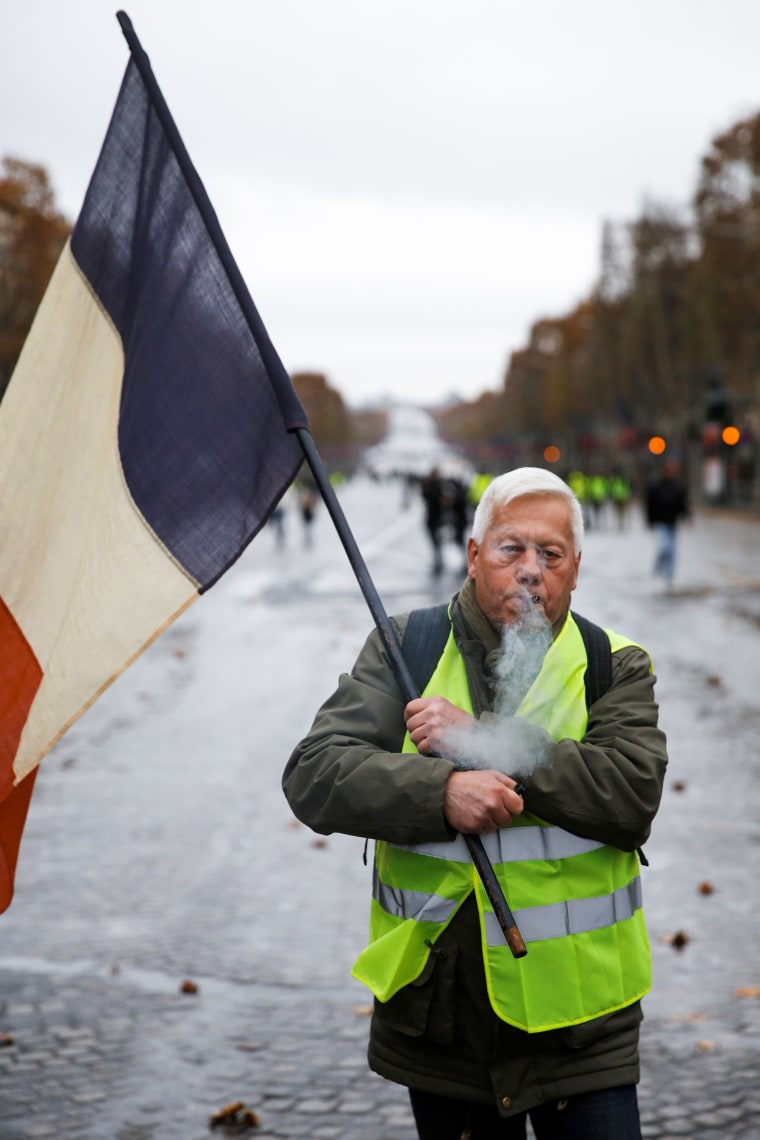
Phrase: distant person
[
  {"left": 467, "top": 469, "right": 492, "bottom": 512},
  {"left": 442, "top": 477, "right": 469, "bottom": 572},
  {"left": 269, "top": 504, "right": 286, "bottom": 547},
  {"left": 284, "top": 466, "right": 667, "bottom": 1140},
  {"left": 645, "top": 459, "right": 690, "bottom": 589},
  {"left": 298, "top": 486, "right": 317, "bottom": 547},
  {"left": 420, "top": 467, "right": 445, "bottom": 575},
  {"left": 270, "top": 486, "right": 296, "bottom": 547},
  {"left": 566, "top": 469, "right": 590, "bottom": 530},
  {"left": 587, "top": 472, "right": 609, "bottom": 531},
  {"left": 610, "top": 470, "right": 633, "bottom": 531},
  {"left": 701, "top": 455, "right": 725, "bottom": 505}
]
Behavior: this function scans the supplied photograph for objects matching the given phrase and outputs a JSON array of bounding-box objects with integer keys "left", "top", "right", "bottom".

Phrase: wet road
[{"left": 1, "top": 474, "right": 759, "bottom": 1138}]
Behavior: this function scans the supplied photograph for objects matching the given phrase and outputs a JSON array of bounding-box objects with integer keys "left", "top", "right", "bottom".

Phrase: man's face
[{"left": 467, "top": 493, "right": 581, "bottom": 629}]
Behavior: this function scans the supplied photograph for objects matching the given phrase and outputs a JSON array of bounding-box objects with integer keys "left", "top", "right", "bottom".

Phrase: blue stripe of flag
[{"left": 71, "top": 57, "right": 308, "bottom": 590}]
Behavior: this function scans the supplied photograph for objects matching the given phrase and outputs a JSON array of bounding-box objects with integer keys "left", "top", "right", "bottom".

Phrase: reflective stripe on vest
[
  {"left": 373, "top": 866, "right": 460, "bottom": 925},
  {"left": 484, "top": 875, "right": 642, "bottom": 944},
  {"left": 351, "top": 612, "right": 653, "bottom": 1033},
  {"left": 373, "top": 865, "right": 642, "bottom": 944},
  {"left": 391, "top": 824, "right": 605, "bottom": 864}
]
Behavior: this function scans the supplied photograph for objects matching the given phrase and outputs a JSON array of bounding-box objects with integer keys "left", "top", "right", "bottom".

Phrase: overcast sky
[{"left": 3, "top": 1, "right": 760, "bottom": 408}]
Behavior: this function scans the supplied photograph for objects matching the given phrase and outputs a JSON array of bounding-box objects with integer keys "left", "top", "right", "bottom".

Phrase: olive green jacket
[{"left": 283, "top": 596, "right": 668, "bottom": 1116}]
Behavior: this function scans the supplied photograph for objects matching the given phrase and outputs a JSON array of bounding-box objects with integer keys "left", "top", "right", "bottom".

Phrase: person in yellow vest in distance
[
  {"left": 468, "top": 468, "right": 493, "bottom": 512},
  {"left": 609, "top": 469, "right": 633, "bottom": 531},
  {"left": 565, "top": 468, "right": 589, "bottom": 530},
  {"left": 586, "top": 471, "right": 609, "bottom": 531},
  {"left": 283, "top": 467, "right": 668, "bottom": 1140}
]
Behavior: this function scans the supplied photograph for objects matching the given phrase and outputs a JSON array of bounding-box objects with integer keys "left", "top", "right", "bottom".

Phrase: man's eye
[
  {"left": 542, "top": 549, "right": 561, "bottom": 562},
  {"left": 501, "top": 544, "right": 520, "bottom": 555}
]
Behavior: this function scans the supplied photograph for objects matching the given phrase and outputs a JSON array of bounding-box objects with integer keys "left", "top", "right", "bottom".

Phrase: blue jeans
[
  {"left": 653, "top": 522, "right": 677, "bottom": 582},
  {"left": 409, "top": 1085, "right": 642, "bottom": 1139}
]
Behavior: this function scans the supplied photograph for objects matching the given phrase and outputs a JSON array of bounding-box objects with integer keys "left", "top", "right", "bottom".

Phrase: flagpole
[{"left": 115, "top": 10, "right": 526, "bottom": 960}]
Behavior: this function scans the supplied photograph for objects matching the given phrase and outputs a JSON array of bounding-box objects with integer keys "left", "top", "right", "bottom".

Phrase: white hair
[{"left": 471, "top": 467, "right": 584, "bottom": 552}]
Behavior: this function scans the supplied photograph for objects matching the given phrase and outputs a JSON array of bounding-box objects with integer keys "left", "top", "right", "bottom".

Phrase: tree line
[
  {"left": 0, "top": 158, "right": 70, "bottom": 398},
  {"left": 435, "top": 111, "right": 760, "bottom": 505},
  {"left": 0, "top": 157, "right": 386, "bottom": 472}
]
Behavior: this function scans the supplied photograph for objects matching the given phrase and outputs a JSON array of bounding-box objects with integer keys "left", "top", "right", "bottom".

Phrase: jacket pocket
[
  {"left": 373, "top": 943, "right": 459, "bottom": 1046},
  {"left": 561, "top": 1001, "right": 643, "bottom": 1051}
]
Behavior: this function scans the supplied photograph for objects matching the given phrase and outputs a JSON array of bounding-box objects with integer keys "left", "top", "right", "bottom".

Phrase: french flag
[{"left": 0, "top": 12, "right": 308, "bottom": 911}]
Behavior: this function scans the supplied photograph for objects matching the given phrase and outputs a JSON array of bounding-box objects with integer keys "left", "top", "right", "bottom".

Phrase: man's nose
[{"left": 516, "top": 548, "right": 542, "bottom": 582}]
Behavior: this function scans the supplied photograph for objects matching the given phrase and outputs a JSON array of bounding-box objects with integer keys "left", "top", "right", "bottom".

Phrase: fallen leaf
[
  {"left": 235, "top": 1041, "right": 267, "bottom": 1053},
  {"left": 662, "top": 930, "right": 690, "bottom": 951},
  {"left": 698, "top": 881, "right": 715, "bottom": 895},
  {"left": 180, "top": 979, "right": 199, "bottom": 994},
  {"left": 0, "top": 1033, "right": 13, "bottom": 1048},
  {"left": 351, "top": 1004, "right": 373, "bottom": 1017},
  {"left": 696, "top": 1040, "right": 715, "bottom": 1051},
  {"left": 209, "top": 1101, "right": 260, "bottom": 1130},
  {"left": 312, "top": 838, "right": 328, "bottom": 849},
  {"left": 735, "top": 986, "right": 760, "bottom": 998},
  {"left": 672, "top": 780, "right": 687, "bottom": 792}
]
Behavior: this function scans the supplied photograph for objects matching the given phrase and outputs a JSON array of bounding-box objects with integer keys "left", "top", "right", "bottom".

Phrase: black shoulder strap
[
  {"left": 571, "top": 611, "right": 613, "bottom": 708},
  {"left": 402, "top": 603, "right": 451, "bottom": 695}
]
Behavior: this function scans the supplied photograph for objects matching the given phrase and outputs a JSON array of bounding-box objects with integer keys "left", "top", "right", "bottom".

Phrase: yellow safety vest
[{"left": 352, "top": 613, "right": 652, "bottom": 1033}]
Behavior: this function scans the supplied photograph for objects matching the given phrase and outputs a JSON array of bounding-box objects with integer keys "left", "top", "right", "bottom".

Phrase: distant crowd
[
  {"left": 415, "top": 465, "right": 641, "bottom": 577},
  {"left": 266, "top": 461, "right": 690, "bottom": 593}
]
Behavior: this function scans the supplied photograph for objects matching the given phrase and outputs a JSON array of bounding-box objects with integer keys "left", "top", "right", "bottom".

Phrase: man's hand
[
  {"left": 443, "top": 769, "right": 524, "bottom": 833},
  {"left": 404, "top": 696, "right": 475, "bottom": 757}
]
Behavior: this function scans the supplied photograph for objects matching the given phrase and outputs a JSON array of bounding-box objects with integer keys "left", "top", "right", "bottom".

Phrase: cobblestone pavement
[{"left": 1, "top": 479, "right": 759, "bottom": 1138}]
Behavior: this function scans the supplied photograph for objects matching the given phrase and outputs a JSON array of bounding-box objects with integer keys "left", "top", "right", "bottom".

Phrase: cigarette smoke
[
  {"left": 439, "top": 593, "right": 554, "bottom": 777},
  {"left": 493, "top": 596, "right": 552, "bottom": 716}
]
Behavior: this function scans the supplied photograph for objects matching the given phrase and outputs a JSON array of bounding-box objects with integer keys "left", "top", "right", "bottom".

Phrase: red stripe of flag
[{"left": 0, "top": 598, "right": 43, "bottom": 908}]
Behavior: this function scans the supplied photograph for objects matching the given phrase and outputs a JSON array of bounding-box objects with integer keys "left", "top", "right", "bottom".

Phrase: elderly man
[{"left": 283, "top": 467, "right": 667, "bottom": 1140}]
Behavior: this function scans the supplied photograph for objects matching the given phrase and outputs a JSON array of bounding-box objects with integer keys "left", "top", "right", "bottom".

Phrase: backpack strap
[
  {"left": 571, "top": 610, "right": 613, "bottom": 709},
  {"left": 401, "top": 603, "right": 451, "bottom": 695}
]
